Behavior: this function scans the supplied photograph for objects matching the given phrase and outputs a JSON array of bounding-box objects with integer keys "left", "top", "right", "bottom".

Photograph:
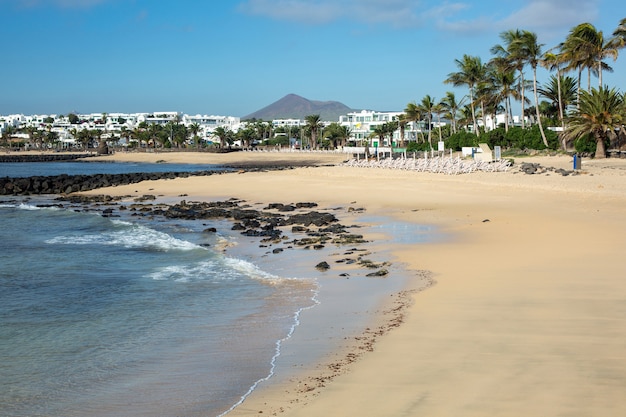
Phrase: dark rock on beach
[
  {"left": 519, "top": 162, "right": 576, "bottom": 176},
  {"left": 315, "top": 261, "right": 331, "bottom": 271}
]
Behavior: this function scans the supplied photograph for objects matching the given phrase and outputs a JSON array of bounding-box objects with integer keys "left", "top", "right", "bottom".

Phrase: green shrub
[
  {"left": 574, "top": 135, "right": 596, "bottom": 154},
  {"left": 444, "top": 131, "right": 479, "bottom": 150},
  {"left": 406, "top": 141, "right": 431, "bottom": 152},
  {"left": 573, "top": 134, "right": 609, "bottom": 156}
]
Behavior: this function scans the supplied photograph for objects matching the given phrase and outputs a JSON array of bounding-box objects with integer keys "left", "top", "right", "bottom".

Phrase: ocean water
[
  {"left": 0, "top": 161, "right": 227, "bottom": 178},
  {"left": 0, "top": 162, "right": 436, "bottom": 417},
  {"left": 0, "top": 200, "right": 318, "bottom": 417}
]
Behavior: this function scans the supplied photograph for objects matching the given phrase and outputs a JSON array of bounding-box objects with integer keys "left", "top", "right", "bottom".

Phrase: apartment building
[{"left": 339, "top": 109, "right": 423, "bottom": 147}]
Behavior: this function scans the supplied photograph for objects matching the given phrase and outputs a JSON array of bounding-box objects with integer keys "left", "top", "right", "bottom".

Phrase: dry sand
[{"left": 83, "top": 151, "right": 626, "bottom": 416}]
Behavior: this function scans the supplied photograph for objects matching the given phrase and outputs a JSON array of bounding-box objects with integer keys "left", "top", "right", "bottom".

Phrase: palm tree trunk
[
  {"left": 469, "top": 88, "right": 480, "bottom": 137},
  {"left": 481, "top": 101, "right": 487, "bottom": 132},
  {"left": 576, "top": 68, "right": 582, "bottom": 110},
  {"left": 557, "top": 70, "right": 565, "bottom": 129},
  {"left": 504, "top": 97, "right": 510, "bottom": 133},
  {"left": 533, "top": 67, "right": 549, "bottom": 147},
  {"left": 520, "top": 71, "right": 526, "bottom": 129},
  {"left": 595, "top": 131, "right": 606, "bottom": 158}
]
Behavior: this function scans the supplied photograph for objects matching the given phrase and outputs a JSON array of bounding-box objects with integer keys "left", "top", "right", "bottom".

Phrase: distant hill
[{"left": 242, "top": 94, "right": 354, "bottom": 122}]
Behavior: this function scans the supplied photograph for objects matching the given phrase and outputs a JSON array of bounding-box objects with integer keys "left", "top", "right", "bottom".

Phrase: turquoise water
[{"left": 0, "top": 201, "right": 317, "bottom": 417}]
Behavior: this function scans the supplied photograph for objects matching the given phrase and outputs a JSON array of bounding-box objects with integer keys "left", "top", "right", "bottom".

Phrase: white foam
[
  {"left": 223, "top": 257, "right": 287, "bottom": 284},
  {"left": 0, "top": 203, "right": 60, "bottom": 211},
  {"left": 46, "top": 222, "right": 203, "bottom": 252},
  {"left": 147, "top": 260, "right": 219, "bottom": 282}
]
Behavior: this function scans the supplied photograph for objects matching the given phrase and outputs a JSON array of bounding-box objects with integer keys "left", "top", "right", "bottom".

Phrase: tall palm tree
[
  {"left": 565, "top": 86, "right": 624, "bottom": 158},
  {"left": 537, "top": 75, "right": 577, "bottom": 120},
  {"left": 520, "top": 30, "right": 549, "bottom": 147},
  {"left": 491, "top": 29, "right": 528, "bottom": 128},
  {"left": 487, "top": 58, "right": 516, "bottom": 132},
  {"left": 418, "top": 95, "right": 436, "bottom": 148},
  {"left": 383, "top": 121, "right": 398, "bottom": 147},
  {"left": 393, "top": 114, "right": 408, "bottom": 147},
  {"left": 439, "top": 91, "right": 465, "bottom": 134},
  {"left": 474, "top": 74, "right": 498, "bottom": 132},
  {"left": 444, "top": 54, "right": 484, "bottom": 137},
  {"left": 541, "top": 49, "right": 568, "bottom": 128},
  {"left": 563, "top": 23, "right": 618, "bottom": 93},
  {"left": 304, "top": 114, "right": 323, "bottom": 150},
  {"left": 404, "top": 102, "right": 421, "bottom": 125},
  {"left": 458, "top": 105, "right": 475, "bottom": 132}
]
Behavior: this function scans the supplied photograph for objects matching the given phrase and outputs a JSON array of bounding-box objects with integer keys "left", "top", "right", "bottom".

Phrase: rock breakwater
[
  {"left": 0, "top": 170, "right": 225, "bottom": 195},
  {"left": 0, "top": 153, "right": 93, "bottom": 163}
]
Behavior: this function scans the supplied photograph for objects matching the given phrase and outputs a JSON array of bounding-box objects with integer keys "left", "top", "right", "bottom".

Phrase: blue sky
[{"left": 1, "top": 0, "right": 624, "bottom": 117}]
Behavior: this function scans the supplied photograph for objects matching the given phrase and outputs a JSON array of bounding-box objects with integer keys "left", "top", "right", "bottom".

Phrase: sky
[{"left": 1, "top": 0, "right": 624, "bottom": 118}]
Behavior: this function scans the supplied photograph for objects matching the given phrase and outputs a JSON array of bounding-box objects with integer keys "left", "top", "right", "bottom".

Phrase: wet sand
[{"left": 82, "top": 151, "right": 626, "bottom": 416}]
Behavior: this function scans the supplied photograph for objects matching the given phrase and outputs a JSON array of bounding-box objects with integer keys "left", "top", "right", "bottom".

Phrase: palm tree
[
  {"left": 338, "top": 125, "right": 352, "bottom": 148},
  {"left": 119, "top": 127, "right": 131, "bottom": 149},
  {"left": 322, "top": 122, "right": 348, "bottom": 149},
  {"left": 487, "top": 58, "right": 516, "bottom": 131},
  {"left": 213, "top": 126, "right": 231, "bottom": 149},
  {"left": 393, "top": 114, "right": 408, "bottom": 147},
  {"left": 520, "top": 30, "right": 549, "bottom": 147},
  {"left": 148, "top": 124, "right": 166, "bottom": 148},
  {"left": 188, "top": 122, "right": 201, "bottom": 149},
  {"left": 541, "top": 50, "right": 568, "bottom": 128},
  {"left": 613, "top": 17, "right": 626, "bottom": 49},
  {"left": 76, "top": 129, "right": 94, "bottom": 150},
  {"left": 537, "top": 75, "right": 577, "bottom": 121},
  {"left": 474, "top": 73, "right": 498, "bottom": 132},
  {"left": 444, "top": 54, "right": 484, "bottom": 136},
  {"left": 21, "top": 126, "right": 37, "bottom": 148},
  {"left": 458, "top": 105, "right": 475, "bottom": 132},
  {"left": 563, "top": 23, "right": 618, "bottom": 93},
  {"left": 1, "top": 125, "right": 15, "bottom": 146},
  {"left": 564, "top": 86, "right": 624, "bottom": 158},
  {"left": 304, "top": 114, "right": 323, "bottom": 150},
  {"left": 418, "top": 95, "right": 435, "bottom": 148},
  {"left": 491, "top": 29, "right": 528, "bottom": 128},
  {"left": 439, "top": 91, "right": 465, "bottom": 134},
  {"left": 370, "top": 124, "right": 386, "bottom": 150},
  {"left": 237, "top": 125, "right": 256, "bottom": 149}
]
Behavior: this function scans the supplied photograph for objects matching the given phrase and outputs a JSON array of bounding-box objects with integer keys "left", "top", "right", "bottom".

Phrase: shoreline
[{"left": 78, "top": 152, "right": 626, "bottom": 416}]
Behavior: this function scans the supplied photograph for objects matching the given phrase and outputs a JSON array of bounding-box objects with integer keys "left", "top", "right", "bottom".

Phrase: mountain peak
[{"left": 242, "top": 94, "right": 354, "bottom": 121}]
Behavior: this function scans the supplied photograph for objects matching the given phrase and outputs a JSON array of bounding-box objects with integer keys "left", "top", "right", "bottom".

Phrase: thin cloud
[{"left": 438, "top": 0, "right": 601, "bottom": 41}]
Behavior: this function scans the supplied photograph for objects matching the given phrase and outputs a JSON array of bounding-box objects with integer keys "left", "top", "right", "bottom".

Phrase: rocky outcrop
[
  {"left": 518, "top": 162, "right": 577, "bottom": 176},
  {"left": 0, "top": 170, "right": 224, "bottom": 195}
]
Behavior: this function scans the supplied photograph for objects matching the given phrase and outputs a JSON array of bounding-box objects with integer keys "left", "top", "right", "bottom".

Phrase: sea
[{"left": 0, "top": 160, "right": 435, "bottom": 417}]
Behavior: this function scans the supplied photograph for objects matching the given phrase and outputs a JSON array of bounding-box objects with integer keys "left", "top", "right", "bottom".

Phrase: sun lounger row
[{"left": 343, "top": 156, "right": 511, "bottom": 175}]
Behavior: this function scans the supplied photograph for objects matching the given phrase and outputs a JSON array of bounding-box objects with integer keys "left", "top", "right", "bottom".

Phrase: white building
[{"left": 339, "top": 110, "right": 424, "bottom": 147}]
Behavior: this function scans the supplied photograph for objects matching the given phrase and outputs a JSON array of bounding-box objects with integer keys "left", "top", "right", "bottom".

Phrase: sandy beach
[{"left": 82, "top": 151, "right": 626, "bottom": 416}]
